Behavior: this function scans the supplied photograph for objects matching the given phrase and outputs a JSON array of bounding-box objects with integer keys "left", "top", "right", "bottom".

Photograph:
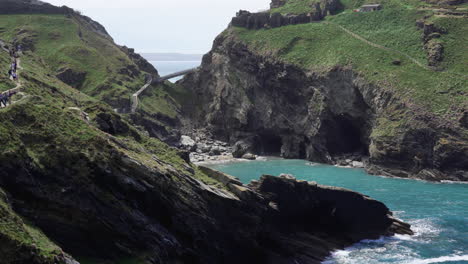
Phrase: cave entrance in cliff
[
  {"left": 259, "top": 133, "right": 283, "bottom": 156},
  {"left": 324, "top": 114, "right": 369, "bottom": 156}
]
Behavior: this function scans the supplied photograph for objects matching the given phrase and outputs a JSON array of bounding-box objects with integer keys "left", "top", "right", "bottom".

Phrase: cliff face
[{"left": 180, "top": 0, "right": 468, "bottom": 182}]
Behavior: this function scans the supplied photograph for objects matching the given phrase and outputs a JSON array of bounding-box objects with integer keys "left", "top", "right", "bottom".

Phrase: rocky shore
[{"left": 179, "top": 130, "right": 260, "bottom": 164}]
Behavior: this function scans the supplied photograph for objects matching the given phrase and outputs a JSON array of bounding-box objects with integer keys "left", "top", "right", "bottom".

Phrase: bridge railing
[{"left": 154, "top": 67, "right": 198, "bottom": 83}]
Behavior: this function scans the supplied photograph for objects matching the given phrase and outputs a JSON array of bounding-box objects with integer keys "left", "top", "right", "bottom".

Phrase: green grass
[
  {"left": 138, "top": 81, "right": 196, "bottom": 118},
  {"left": 234, "top": 0, "right": 468, "bottom": 115},
  {"left": 431, "top": 16, "right": 468, "bottom": 75},
  {"left": 0, "top": 14, "right": 147, "bottom": 107},
  {"left": 271, "top": 0, "right": 320, "bottom": 14}
]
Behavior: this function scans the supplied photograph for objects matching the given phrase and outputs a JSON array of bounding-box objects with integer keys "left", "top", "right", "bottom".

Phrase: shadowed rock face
[
  {"left": 179, "top": 29, "right": 468, "bottom": 182},
  {"left": 232, "top": 0, "right": 342, "bottom": 30},
  {"left": 56, "top": 68, "right": 87, "bottom": 89},
  {"left": 0, "top": 133, "right": 412, "bottom": 264}
]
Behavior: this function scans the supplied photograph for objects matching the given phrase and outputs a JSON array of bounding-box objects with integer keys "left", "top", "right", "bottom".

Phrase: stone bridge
[
  {"left": 152, "top": 68, "right": 198, "bottom": 84},
  {"left": 131, "top": 67, "right": 198, "bottom": 113}
]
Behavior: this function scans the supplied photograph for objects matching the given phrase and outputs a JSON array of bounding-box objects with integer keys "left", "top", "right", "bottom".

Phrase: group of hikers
[
  {"left": 1, "top": 44, "right": 22, "bottom": 108},
  {"left": 0, "top": 90, "right": 17, "bottom": 108},
  {"left": 7, "top": 45, "right": 20, "bottom": 81}
]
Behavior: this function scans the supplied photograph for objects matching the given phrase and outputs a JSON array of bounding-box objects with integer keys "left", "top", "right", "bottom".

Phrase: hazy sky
[{"left": 43, "top": 0, "right": 270, "bottom": 54}]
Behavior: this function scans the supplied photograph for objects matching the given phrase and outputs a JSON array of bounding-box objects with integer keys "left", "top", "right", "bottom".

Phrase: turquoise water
[
  {"left": 150, "top": 60, "right": 201, "bottom": 82},
  {"left": 209, "top": 159, "right": 468, "bottom": 264}
]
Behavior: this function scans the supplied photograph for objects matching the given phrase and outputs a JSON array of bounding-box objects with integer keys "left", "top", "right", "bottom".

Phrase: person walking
[
  {"left": 3, "top": 93, "right": 9, "bottom": 107},
  {"left": 0, "top": 93, "right": 4, "bottom": 108}
]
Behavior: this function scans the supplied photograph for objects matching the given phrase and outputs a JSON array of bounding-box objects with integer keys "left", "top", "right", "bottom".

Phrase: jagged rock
[
  {"left": 117, "top": 64, "right": 139, "bottom": 78},
  {"left": 242, "top": 153, "right": 257, "bottom": 160},
  {"left": 180, "top": 135, "right": 196, "bottom": 151},
  {"left": 95, "top": 112, "right": 132, "bottom": 136},
  {"left": 197, "top": 143, "right": 212, "bottom": 153},
  {"left": 232, "top": 138, "right": 258, "bottom": 158},
  {"left": 425, "top": 40, "right": 444, "bottom": 67},
  {"left": 209, "top": 146, "right": 222, "bottom": 156},
  {"left": 420, "top": 22, "right": 446, "bottom": 67},
  {"left": 352, "top": 161, "right": 365, "bottom": 168},
  {"left": 253, "top": 175, "right": 414, "bottom": 241},
  {"left": 120, "top": 46, "right": 159, "bottom": 76}
]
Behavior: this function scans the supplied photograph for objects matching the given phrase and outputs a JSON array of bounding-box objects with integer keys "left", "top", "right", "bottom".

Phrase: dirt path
[
  {"left": 325, "top": 21, "right": 430, "bottom": 70},
  {"left": 326, "top": 22, "right": 468, "bottom": 79},
  {"left": 1, "top": 46, "right": 24, "bottom": 108},
  {"left": 131, "top": 75, "right": 153, "bottom": 113}
]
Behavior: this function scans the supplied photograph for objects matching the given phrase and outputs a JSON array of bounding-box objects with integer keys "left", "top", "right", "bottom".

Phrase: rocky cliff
[
  {"left": 180, "top": 0, "right": 468, "bottom": 181},
  {"left": 0, "top": 1, "right": 414, "bottom": 263}
]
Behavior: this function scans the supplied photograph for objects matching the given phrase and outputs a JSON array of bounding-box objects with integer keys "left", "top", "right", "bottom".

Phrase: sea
[
  {"left": 209, "top": 158, "right": 468, "bottom": 264},
  {"left": 149, "top": 60, "right": 201, "bottom": 82}
]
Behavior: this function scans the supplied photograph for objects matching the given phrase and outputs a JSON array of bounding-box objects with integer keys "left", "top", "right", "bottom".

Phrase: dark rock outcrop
[
  {"left": 0, "top": 123, "right": 413, "bottom": 264},
  {"left": 417, "top": 21, "right": 446, "bottom": 68},
  {"left": 231, "top": 10, "right": 324, "bottom": 30},
  {"left": 270, "top": 0, "right": 287, "bottom": 9},
  {"left": 232, "top": 0, "right": 341, "bottom": 29},
  {"left": 56, "top": 68, "right": 87, "bottom": 89},
  {"left": 120, "top": 46, "right": 159, "bottom": 76}
]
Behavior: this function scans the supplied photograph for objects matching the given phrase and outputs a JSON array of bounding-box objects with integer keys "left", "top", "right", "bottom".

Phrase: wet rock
[
  {"left": 242, "top": 153, "right": 257, "bottom": 160},
  {"left": 253, "top": 175, "right": 414, "bottom": 240},
  {"left": 352, "top": 161, "right": 365, "bottom": 168}
]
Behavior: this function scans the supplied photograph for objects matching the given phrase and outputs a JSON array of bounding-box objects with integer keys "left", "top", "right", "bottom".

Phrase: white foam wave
[
  {"left": 403, "top": 254, "right": 468, "bottom": 264},
  {"left": 440, "top": 180, "right": 468, "bottom": 184},
  {"left": 410, "top": 218, "right": 442, "bottom": 241}
]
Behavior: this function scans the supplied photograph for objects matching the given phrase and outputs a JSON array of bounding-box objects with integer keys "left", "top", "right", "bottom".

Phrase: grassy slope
[
  {"left": 0, "top": 187, "right": 62, "bottom": 262},
  {"left": 0, "top": 50, "right": 15, "bottom": 92},
  {"left": 0, "top": 14, "right": 146, "bottom": 105},
  {"left": 139, "top": 81, "right": 196, "bottom": 119},
  {"left": 235, "top": 0, "right": 468, "bottom": 137},
  {"left": 271, "top": 0, "right": 321, "bottom": 14}
]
